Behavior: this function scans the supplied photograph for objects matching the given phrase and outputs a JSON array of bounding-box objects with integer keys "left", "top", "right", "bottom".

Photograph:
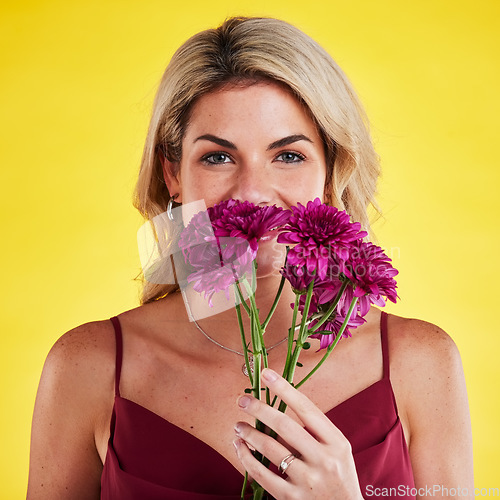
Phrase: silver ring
[{"left": 278, "top": 453, "right": 297, "bottom": 475}]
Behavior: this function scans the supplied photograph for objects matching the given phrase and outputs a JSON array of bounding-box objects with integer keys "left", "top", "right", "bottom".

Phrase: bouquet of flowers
[{"left": 179, "top": 198, "right": 398, "bottom": 499}]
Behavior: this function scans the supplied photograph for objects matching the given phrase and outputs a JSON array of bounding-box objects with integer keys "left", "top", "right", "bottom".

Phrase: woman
[{"left": 28, "top": 17, "right": 473, "bottom": 499}]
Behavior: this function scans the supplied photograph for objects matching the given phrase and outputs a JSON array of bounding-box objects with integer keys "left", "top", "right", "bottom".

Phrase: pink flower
[
  {"left": 280, "top": 263, "right": 314, "bottom": 293},
  {"left": 179, "top": 199, "right": 290, "bottom": 302},
  {"left": 186, "top": 247, "right": 253, "bottom": 307},
  {"left": 298, "top": 241, "right": 398, "bottom": 348},
  {"left": 277, "top": 198, "right": 367, "bottom": 280},
  {"left": 286, "top": 272, "right": 366, "bottom": 349},
  {"left": 342, "top": 240, "right": 398, "bottom": 311},
  {"left": 309, "top": 312, "right": 366, "bottom": 349},
  {"left": 211, "top": 199, "right": 290, "bottom": 252},
  {"left": 282, "top": 245, "right": 396, "bottom": 349}
]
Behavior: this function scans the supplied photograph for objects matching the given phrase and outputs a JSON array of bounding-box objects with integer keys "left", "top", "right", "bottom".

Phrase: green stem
[
  {"left": 274, "top": 280, "right": 316, "bottom": 416},
  {"left": 242, "top": 278, "right": 261, "bottom": 347},
  {"left": 234, "top": 279, "right": 251, "bottom": 315},
  {"left": 240, "top": 472, "right": 249, "bottom": 499},
  {"left": 284, "top": 278, "right": 315, "bottom": 384},
  {"left": 234, "top": 263, "right": 271, "bottom": 499},
  {"left": 261, "top": 273, "right": 286, "bottom": 331},
  {"left": 281, "top": 293, "right": 300, "bottom": 386},
  {"left": 251, "top": 484, "right": 265, "bottom": 500},
  {"left": 240, "top": 272, "right": 269, "bottom": 461},
  {"left": 307, "top": 279, "right": 350, "bottom": 333},
  {"left": 295, "top": 296, "right": 359, "bottom": 389},
  {"left": 235, "top": 301, "right": 253, "bottom": 386}
]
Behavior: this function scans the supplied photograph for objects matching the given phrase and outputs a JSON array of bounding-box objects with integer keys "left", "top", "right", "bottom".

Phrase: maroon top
[{"left": 101, "top": 312, "right": 415, "bottom": 499}]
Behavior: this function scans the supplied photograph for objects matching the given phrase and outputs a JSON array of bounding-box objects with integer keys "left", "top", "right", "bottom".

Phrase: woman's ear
[{"left": 159, "top": 155, "right": 182, "bottom": 203}]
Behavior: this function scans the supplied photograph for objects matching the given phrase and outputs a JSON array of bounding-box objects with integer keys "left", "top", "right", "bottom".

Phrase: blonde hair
[{"left": 134, "top": 16, "right": 380, "bottom": 304}]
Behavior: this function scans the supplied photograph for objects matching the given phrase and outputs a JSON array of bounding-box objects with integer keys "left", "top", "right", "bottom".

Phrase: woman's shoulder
[
  {"left": 47, "top": 318, "right": 116, "bottom": 375},
  {"left": 45, "top": 295, "right": 184, "bottom": 385},
  {"left": 46, "top": 298, "right": 173, "bottom": 369},
  {"left": 386, "top": 313, "right": 468, "bottom": 440},
  {"left": 384, "top": 316, "right": 473, "bottom": 481},
  {"left": 386, "top": 313, "right": 462, "bottom": 372},
  {"left": 40, "top": 318, "right": 120, "bottom": 419}
]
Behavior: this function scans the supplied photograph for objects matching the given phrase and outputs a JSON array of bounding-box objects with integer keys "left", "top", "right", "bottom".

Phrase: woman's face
[
  {"left": 163, "top": 81, "right": 328, "bottom": 278},
  {"left": 165, "top": 81, "right": 327, "bottom": 211}
]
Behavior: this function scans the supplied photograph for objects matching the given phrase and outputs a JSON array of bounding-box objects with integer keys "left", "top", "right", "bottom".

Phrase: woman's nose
[{"left": 230, "top": 163, "right": 273, "bottom": 205}]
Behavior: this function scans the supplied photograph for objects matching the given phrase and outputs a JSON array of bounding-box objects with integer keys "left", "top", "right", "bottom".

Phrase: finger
[
  {"left": 261, "top": 368, "right": 345, "bottom": 444},
  {"left": 234, "top": 421, "right": 302, "bottom": 475},
  {"left": 233, "top": 438, "right": 297, "bottom": 500},
  {"left": 237, "top": 394, "right": 318, "bottom": 462}
]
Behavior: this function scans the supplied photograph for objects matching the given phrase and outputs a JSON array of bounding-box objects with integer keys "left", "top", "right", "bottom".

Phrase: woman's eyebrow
[
  {"left": 194, "top": 134, "right": 237, "bottom": 149},
  {"left": 267, "top": 134, "right": 312, "bottom": 150},
  {"left": 193, "top": 133, "right": 312, "bottom": 151}
]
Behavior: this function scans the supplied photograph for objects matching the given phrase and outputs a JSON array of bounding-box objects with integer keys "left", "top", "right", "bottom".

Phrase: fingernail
[
  {"left": 262, "top": 368, "right": 278, "bottom": 383},
  {"left": 238, "top": 395, "right": 251, "bottom": 408},
  {"left": 233, "top": 438, "right": 242, "bottom": 450},
  {"left": 234, "top": 422, "right": 242, "bottom": 434}
]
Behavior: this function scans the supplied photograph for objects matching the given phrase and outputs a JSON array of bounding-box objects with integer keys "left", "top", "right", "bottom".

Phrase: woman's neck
[{"left": 180, "top": 273, "right": 297, "bottom": 351}]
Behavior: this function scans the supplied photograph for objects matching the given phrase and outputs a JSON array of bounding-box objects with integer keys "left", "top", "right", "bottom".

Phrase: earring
[{"left": 167, "top": 193, "right": 179, "bottom": 221}]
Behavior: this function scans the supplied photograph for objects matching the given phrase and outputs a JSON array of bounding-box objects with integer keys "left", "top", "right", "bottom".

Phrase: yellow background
[{"left": 1, "top": 0, "right": 499, "bottom": 496}]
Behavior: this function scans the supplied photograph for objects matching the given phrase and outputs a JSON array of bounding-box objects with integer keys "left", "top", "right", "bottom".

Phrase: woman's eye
[
  {"left": 201, "top": 152, "right": 232, "bottom": 165},
  {"left": 275, "top": 152, "right": 305, "bottom": 164}
]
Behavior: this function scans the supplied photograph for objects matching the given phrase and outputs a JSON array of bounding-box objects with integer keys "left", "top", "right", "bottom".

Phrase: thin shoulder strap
[
  {"left": 380, "top": 311, "right": 390, "bottom": 380},
  {"left": 110, "top": 316, "right": 123, "bottom": 397}
]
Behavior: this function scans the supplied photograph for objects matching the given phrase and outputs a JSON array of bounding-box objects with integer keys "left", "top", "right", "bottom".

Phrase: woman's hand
[{"left": 233, "top": 368, "right": 363, "bottom": 500}]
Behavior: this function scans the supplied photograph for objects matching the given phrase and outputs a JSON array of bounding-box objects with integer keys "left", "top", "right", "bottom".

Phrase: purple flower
[
  {"left": 309, "top": 312, "right": 366, "bottom": 349},
  {"left": 281, "top": 237, "right": 399, "bottom": 350},
  {"left": 285, "top": 269, "right": 365, "bottom": 349},
  {"left": 178, "top": 210, "right": 215, "bottom": 259},
  {"left": 280, "top": 263, "right": 314, "bottom": 293},
  {"left": 277, "top": 198, "right": 367, "bottom": 280},
  {"left": 342, "top": 240, "right": 399, "bottom": 311},
  {"left": 179, "top": 199, "right": 290, "bottom": 302},
  {"left": 211, "top": 199, "right": 290, "bottom": 252},
  {"left": 291, "top": 283, "right": 366, "bottom": 349},
  {"left": 302, "top": 241, "right": 398, "bottom": 349},
  {"left": 186, "top": 247, "right": 253, "bottom": 307}
]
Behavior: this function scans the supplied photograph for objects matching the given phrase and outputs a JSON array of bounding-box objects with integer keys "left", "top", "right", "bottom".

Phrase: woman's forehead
[{"left": 183, "top": 82, "right": 321, "bottom": 144}]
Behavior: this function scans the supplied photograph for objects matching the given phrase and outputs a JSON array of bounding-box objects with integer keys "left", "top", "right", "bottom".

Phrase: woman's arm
[
  {"left": 27, "top": 322, "right": 114, "bottom": 499},
  {"left": 391, "top": 318, "right": 474, "bottom": 498}
]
